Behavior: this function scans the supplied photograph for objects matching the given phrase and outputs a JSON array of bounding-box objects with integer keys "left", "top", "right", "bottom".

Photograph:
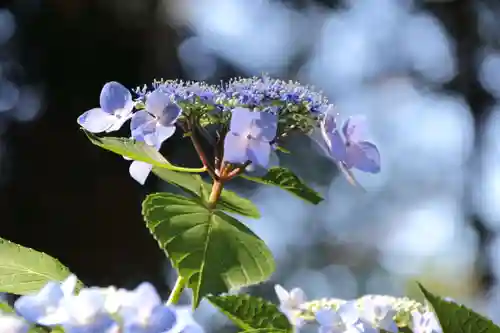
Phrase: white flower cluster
[{"left": 275, "top": 285, "right": 442, "bottom": 333}]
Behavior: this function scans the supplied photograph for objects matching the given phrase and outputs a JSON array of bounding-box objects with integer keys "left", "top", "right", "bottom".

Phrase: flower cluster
[
  {"left": 4, "top": 275, "right": 204, "bottom": 333},
  {"left": 275, "top": 285, "right": 443, "bottom": 333},
  {"left": 76, "top": 76, "right": 380, "bottom": 185}
]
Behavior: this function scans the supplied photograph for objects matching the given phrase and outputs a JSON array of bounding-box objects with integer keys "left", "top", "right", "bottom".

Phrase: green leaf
[
  {"left": 83, "top": 131, "right": 204, "bottom": 173},
  {"left": 418, "top": 283, "right": 500, "bottom": 333},
  {"left": 0, "top": 302, "right": 13, "bottom": 313},
  {"left": 153, "top": 168, "right": 261, "bottom": 218},
  {"left": 207, "top": 294, "right": 292, "bottom": 332},
  {"left": 242, "top": 167, "right": 323, "bottom": 205},
  {"left": 0, "top": 238, "right": 82, "bottom": 295},
  {"left": 142, "top": 193, "right": 275, "bottom": 308}
]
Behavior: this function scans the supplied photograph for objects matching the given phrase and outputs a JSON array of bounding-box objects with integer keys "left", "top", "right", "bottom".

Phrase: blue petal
[
  {"left": 150, "top": 124, "right": 176, "bottom": 149},
  {"left": 246, "top": 139, "right": 272, "bottom": 169},
  {"left": 129, "top": 161, "right": 153, "bottom": 185},
  {"left": 229, "top": 108, "right": 277, "bottom": 141},
  {"left": 158, "top": 103, "right": 181, "bottom": 126},
  {"left": 337, "top": 301, "right": 360, "bottom": 325},
  {"left": 342, "top": 115, "right": 368, "bottom": 143},
  {"left": 325, "top": 130, "right": 347, "bottom": 162},
  {"left": 14, "top": 282, "right": 64, "bottom": 324},
  {"left": 99, "top": 81, "right": 133, "bottom": 115},
  {"left": 77, "top": 108, "right": 117, "bottom": 133},
  {"left": 223, "top": 132, "right": 250, "bottom": 164},
  {"left": 345, "top": 141, "right": 381, "bottom": 173},
  {"left": 320, "top": 114, "right": 347, "bottom": 162},
  {"left": 131, "top": 111, "right": 156, "bottom": 138},
  {"left": 146, "top": 89, "right": 171, "bottom": 118},
  {"left": 147, "top": 306, "right": 177, "bottom": 332}
]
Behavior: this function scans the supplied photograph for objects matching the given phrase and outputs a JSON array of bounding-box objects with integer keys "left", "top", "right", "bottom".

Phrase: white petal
[
  {"left": 105, "top": 109, "right": 134, "bottom": 133},
  {"left": 129, "top": 161, "right": 153, "bottom": 185},
  {"left": 61, "top": 274, "right": 77, "bottom": 297},
  {"left": 274, "top": 285, "right": 290, "bottom": 304},
  {"left": 77, "top": 108, "right": 116, "bottom": 133},
  {"left": 289, "top": 288, "right": 307, "bottom": 305}
]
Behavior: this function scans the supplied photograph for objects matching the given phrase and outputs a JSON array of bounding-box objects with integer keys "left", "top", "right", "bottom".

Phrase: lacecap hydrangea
[{"left": 77, "top": 76, "right": 381, "bottom": 185}]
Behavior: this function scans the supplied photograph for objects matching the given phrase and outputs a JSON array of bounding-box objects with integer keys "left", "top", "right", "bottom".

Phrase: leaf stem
[
  {"left": 187, "top": 122, "right": 219, "bottom": 180},
  {"left": 167, "top": 275, "right": 187, "bottom": 305},
  {"left": 207, "top": 163, "right": 230, "bottom": 208}
]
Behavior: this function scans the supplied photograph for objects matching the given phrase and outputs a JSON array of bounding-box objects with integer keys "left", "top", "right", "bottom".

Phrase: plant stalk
[{"left": 167, "top": 275, "right": 187, "bottom": 305}]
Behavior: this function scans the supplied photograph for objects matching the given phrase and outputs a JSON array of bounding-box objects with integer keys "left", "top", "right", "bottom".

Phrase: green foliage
[
  {"left": 242, "top": 167, "right": 323, "bottom": 204},
  {"left": 0, "top": 302, "right": 13, "bottom": 313},
  {"left": 419, "top": 283, "right": 500, "bottom": 333},
  {"left": 153, "top": 168, "right": 260, "bottom": 218},
  {"left": 142, "top": 193, "right": 275, "bottom": 308},
  {"left": 207, "top": 294, "right": 292, "bottom": 332},
  {"left": 0, "top": 238, "right": 81, "bottom": 295},
  {"left": 83, "top": 132, "right": 204, "bottom": 173}
]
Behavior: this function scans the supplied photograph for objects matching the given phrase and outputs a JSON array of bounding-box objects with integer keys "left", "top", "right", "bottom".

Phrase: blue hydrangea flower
[
  {"left": 320, "top": 113, "right": 381, "bottom": 174},
  {"left": 130, "top": 89, "right": 181, "bottom": 148},
  {"left": 274, "top": 285, "right": 307, "bottom": 328},
  {"left": 14, "top": 274, "right": 77, "bottom": 327},
  {"left": 315, "top": 302, "right": 378, "bottom": 333},
  {"left": 168, "top": 307, "right": 205, "bottom": 333},
  {"left": 223, "top": 107, "right": 278, "bottom": 169},
  {"left": 410, "top": 311, "right": 442, "bottom": 333},
  {"left": 77, "top": 81, "right": 135, "bottom": 133},
  {"left": 58, "top": 288, "right": 118, "bottom": 333},
  {"left": 0, "top": 312, "right": 29, "bottom": 333},
  {"left": 359, "top": 298, "right": 398, "bottom": 333},
  {"left": 118, "top": 282, "right": 176, "bottom": 333}
]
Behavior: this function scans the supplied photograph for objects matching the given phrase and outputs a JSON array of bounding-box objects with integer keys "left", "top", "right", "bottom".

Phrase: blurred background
[{"left": 1, "top": 0, "right": 500, "bottom": 330}]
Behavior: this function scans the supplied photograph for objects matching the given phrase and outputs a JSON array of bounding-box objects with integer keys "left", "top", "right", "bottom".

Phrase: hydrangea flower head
[
  {"left": 14, "top": 274, "right": 77, "bottom": 326},
  {"left": 223, "top": 107, "right": 277, "bottom": 170},
  {"left": 77, "top": 82, "right": 134, "bottom": 133}
]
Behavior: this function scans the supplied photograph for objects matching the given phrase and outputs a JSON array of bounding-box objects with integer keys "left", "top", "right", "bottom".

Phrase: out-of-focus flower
[
  {"left": 77, "top": 82, "right": 134, "bottom": 133},
  {"left": 410, "top": 310, "right": 442, "bottom": 333},
  {"left": 119, "top": 282, "right": 177, "bottom": 333},
  {"left": 223, "top": 107, "right": 278, "bottom": 170},
  {"left": 274, "top": 284, "right": 307, "bottom": 327},
  {"left": 359, "top": 297, "right": 398, "bottom": 332},
  {"left": 320, "top": 113, "right": 381, "bottom": 174},
  {"left": 14, "top": 274, "right": 77, "bottom": 326},
  {"left": 315, "top": 301, "right": 378, "bottom": 333},
  {"left": 58, "top": 288, "right": 118, "bottom": 333},
  {"left": 0, "top": 312, "right": 29, "bottom": 333}
]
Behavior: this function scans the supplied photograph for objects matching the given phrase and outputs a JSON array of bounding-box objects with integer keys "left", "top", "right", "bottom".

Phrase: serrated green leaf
[
  {"left": 207, "top": 294, "right": 292, "bottom": 332},
  {"left": 153, "top": 168, "right": 261, "bottom": 218},
  {"left": 242, "top": 167, "right": 323, "bottom": 205},
  {"left": 419, "top": 283, "right": 500, "bottom": 333},
  {"left": 142, "top": 193, "right": 275, "bottom": 308},
  {"left": 0, "top": 238, "right": 82, "bottom": 295},
  {"left": 82, "top": 131, "right": 204, "bottom": 173}
]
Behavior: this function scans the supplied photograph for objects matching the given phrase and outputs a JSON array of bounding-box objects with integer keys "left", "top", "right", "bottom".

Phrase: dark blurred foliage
[{"left": 0, "top": 0, "right": 497, "bottom": 303}]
